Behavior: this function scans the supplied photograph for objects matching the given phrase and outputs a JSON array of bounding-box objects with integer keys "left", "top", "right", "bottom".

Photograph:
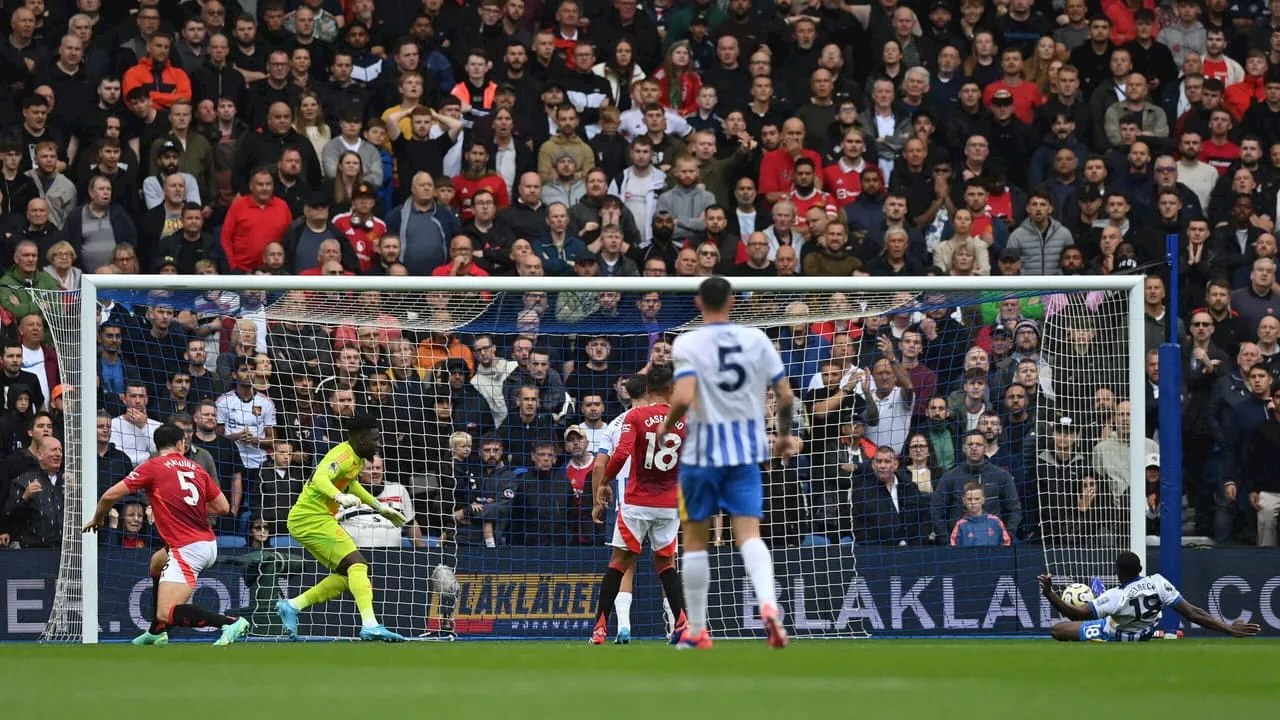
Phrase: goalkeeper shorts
[{"left": 288, "top": 515, "right": 359, "bottom": 571}]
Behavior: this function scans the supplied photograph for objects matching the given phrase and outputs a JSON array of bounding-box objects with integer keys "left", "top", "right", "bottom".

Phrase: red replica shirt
[
  {"left": 1202, "top": 57, "right": 1230, "bottom": 85},
  {"left": 1201, "top": 139, "right": 1240, "bottom": 175},
  {"left": 124, "top": 452, "right": 220, "bottom": 547},
  {"left": 331, "top": 211, "right": 387, "bottom": 272},
  {"left": 452, "top": 173, "right": 511, "bottom": 222},
  {"left": 982, "top": 80, "right": 1044, "bottom": 125},
  {"left": 822, "top": 160, "right": 869, "bottom": 205},
  {"left": 758, "top": 148, "right": 824, "bottom": 206},
  {"left": 605, "top": 403, "right": 686, "bottom": 509},
  {"left": 789, "top": 188, "right": 838, "bottom": 229}
]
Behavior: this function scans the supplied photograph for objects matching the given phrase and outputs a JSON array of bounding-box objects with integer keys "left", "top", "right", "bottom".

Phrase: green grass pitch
[{"left": 4, "top": 640, "right": 1274, "bottom": 718}]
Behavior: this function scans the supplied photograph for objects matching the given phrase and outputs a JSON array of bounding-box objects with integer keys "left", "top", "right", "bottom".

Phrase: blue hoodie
[{"left": 950, "top": 513, "right": 1011, "bottom": 547}]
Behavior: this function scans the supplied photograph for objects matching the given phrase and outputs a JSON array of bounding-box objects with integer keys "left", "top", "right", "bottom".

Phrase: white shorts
[
  {"left": 161, "top": 540, "right": 218, "bottom": 587},
  {"left": 611, "top": 505, "right": 679, "bottom": 557}
]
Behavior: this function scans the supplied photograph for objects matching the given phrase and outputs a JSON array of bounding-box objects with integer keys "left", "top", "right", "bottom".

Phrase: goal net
[{"left": 35, "top": 274, "right": 1145, "bottom": 642}]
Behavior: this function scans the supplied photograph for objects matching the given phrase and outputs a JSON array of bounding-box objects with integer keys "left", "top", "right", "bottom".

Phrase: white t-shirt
[
  {"left": 215, "top": 390, "right": 277, "bottom": 469},
  {"left": 672, "top": 323, "right": 783, "bottom": 467},
  {"left": 20, "top": 345, "right": 49, "bottom": 408},
  {"left": 110, "top": 415, "right": 161, "bottom": 466}
]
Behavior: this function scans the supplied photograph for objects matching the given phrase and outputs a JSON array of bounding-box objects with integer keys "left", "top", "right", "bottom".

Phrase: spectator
[
  {"left": 1244, "top": 384, "right": 1280, "bottom": 546},
  {"left": 455, "top": 435, "right": 516, "bottom": 547},
  {"left": 67, "top": 175, "right": 139, "bottom": 267},
  {"left": 123, "top": 32, "right": 192, "bottom": 111},
  {"left": 25, "top": 141, "right": 76, "bottom": 229},
  {"left": 933, "top": 430, "right": 1022, "bottom": 540},
  {"left": 215, "top": 356, "right": 276, "bottom": 476},
  {"left": 220, "top": 167, "right": 293, "bottom": 273},
  {"left": 385, "top": 172, "right": 462, "bottom": 277},
  {"left": 1, "top": 240, "right": 59, "bottom": 329},
  {"left": 142, "top": 143, "right": 202, "bottom": 210},
  {"left": 110, "top": 380, "right": 160, "bottom": 466},
  {"left": 950, "top": 482, "right": 1012, "bottom": 546},
  {"left": 855, "top": 445, "right": 928, "bottom": 546},
  {"left": 95, "top": 411, "right": 134, "bottom": 498},
  {"left": 1230, "top": 258, "right": 1279, "bottom": 336},
  {"left": 1006, "top": 191, "right": 1074, "bottom": 275},
  {"left": 2, "top": 436, "right": 63, "bottom": 548}
]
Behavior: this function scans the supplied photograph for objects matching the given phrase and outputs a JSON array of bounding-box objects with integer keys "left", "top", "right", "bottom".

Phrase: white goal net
[{"left": 35, "top": 274, "right": 1145, "bottom": 642}]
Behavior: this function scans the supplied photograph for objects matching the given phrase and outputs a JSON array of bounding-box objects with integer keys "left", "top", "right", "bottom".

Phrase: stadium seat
[
  {"left": 801, "top": 534, "right": 831, "bottom": 548},
  {"left": 271, "top": 536, "right": 302, "bottom": 549},
  {"left": 216, "top": 535, "right": 247, "bottom": 549}
]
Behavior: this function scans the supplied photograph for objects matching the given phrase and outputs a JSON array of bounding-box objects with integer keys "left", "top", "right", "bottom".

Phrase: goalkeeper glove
[
  {"left": 375, "top": 503, "right": 408, "bottom": 528},
  {"left": 334, "top": 493, "right": 361, "bottom": 509}
]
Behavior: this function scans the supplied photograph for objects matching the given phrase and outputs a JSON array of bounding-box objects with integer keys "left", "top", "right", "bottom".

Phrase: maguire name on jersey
[{"left": 672, "top": 323, "right": 784, "bottom": 467}]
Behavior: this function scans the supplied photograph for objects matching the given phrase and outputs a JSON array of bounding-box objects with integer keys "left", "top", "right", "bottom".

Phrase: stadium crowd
[{"left": 0, "top": 0, "right": 1279, "bottom": 555}]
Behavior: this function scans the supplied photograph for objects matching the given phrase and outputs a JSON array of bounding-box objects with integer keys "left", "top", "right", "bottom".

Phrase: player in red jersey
[
  {"left": 589, "top": 366, "right": 688, "bottom": 645},
  {"left": 84, "top": 423, "right": 251, "bottom": 645}
]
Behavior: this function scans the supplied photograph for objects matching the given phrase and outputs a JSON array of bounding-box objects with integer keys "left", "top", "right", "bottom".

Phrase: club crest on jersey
[
  {"left": 252, "top": 405, "right": 262, "bottom": 416},
  {"left": 503, "top": 488, "right": 515, "bottom": 499},
  {"left": 328, "top": 461, "right": 339, "bottom": 474}
]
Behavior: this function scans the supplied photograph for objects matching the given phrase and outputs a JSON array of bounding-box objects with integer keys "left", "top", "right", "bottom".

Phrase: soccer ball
[{"left": 1061, "top": 583, "right": 1095, "bottom": 609}]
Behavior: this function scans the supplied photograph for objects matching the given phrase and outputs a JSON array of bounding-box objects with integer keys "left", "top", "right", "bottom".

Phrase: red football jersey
[
  {"left": 605, "top": 403, "right": 686, "bottom": 508},
  {"left": 124, "top": 452, "right": 220, "bottom": 547},
  {"left": 822, "top": 161, "right": 868, "bottom": 205}
]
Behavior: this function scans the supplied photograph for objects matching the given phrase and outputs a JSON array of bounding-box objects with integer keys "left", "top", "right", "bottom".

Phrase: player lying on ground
[
  {"left": 590, "top": 367, "right": 688, "bottom": 645},
  {"left": 592, "top": 373, "right": 674, "bottom": 642},
  {"left": 660, "top": 277, "right": 800, "bottom": 650},
  {"left": 1040, "top": 551, "right": 1261, "bottom": 642},
  {"left": 275, "top": 414, "right": 409, "bottom": 642},
  {"left": 84, "top": 422, "right": 251, "bottom": 645}
]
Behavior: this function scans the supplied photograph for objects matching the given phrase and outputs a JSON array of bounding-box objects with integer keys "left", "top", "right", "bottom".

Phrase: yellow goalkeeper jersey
[{"left": 293, "top": 442, "right": 366, "bottom": 518}]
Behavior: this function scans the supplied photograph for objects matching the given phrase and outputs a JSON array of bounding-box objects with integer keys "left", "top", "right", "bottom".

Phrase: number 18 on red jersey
[{"left": 605, "top": 403, "right": 685, "bottom": 509}]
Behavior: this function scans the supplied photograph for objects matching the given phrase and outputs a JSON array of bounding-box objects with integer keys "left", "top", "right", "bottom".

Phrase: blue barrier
[{"left": 1, "top": 548, "right": 1276, "bottom": 641}]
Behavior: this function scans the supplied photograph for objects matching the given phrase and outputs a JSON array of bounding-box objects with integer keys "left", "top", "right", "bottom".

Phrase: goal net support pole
[{"left": 61, "top": 274, "right": 1147, "bottom": 643}]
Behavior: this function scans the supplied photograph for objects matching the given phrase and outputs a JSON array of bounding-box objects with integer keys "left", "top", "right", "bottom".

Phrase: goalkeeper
[{"left": 275, "top": 414, "right": 407, "bottom": 642}]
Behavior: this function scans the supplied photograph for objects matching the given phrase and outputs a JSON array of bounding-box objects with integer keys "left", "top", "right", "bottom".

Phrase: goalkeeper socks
[
  {"left": 614, "top": 591, "right": 633, "bottom": 632},
  {"left": 291, "top": 574, "right": 350, "bottom": 611},
  {"left": 593, "top": 566, "right": 624, "bottom": 629},
  {"left": 658, "top": 567, "right": 685, "bottom": 623},
  {"left": 740, "top": 537, "right": 778, "bottom": 608},
  {"left": 170, "top": 604, "right": 234, "bottom": 629},
  {"left": 347, "top": 563, "right": 380, "bottom": 628},
  {"left": 682, "top": 550, "right": 710, "bottom": 635}
]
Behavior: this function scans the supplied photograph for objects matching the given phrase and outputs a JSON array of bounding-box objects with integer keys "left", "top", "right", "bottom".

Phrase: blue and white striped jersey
[{"left": 672, "top": 323, "right": 784, "bottom": 467}]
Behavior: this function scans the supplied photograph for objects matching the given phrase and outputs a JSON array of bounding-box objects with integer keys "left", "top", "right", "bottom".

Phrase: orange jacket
[
  {"left": 450, "top": 80, "right": 497, "bottom": 111},
  {"left": 123, "top": 57, "right": 192, "bottom": 110},
  {"left": 1224, "top": 75, "right": 1266, "bottom": 121}
]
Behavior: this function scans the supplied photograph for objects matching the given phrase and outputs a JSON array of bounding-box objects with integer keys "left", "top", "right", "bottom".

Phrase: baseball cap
[
  {"left": 848, "top": 412, "right": 866, "bottom": 425},
  {"left": 564, "top": 424, "right": 587, "bottom": 440},
  {"left": 991, "top": 90, "right": 1014, "bottom": 106},
  {"left": 1079, "top": 185, "right": 1104, "bottom": 202},
  {"left": 1054, "top": 416, "right": 1076, "bottom": 431},
  {"left": 159, "top": 139, "right": 181, "bottom": 155},
  {"left": 572, "top": 248, "right": 598, "bottom": 263},
  {"left": 992, "top": 325, "right": 1014, "bottom": 338},
  {"left": 154, "top": 255, "right": 179, "bottom": 272},
  {"left": 998, "top": 247, "right": 1022, "bottom": 261},
  {"left": 50, "top": 384, "right": 66, "bottom": 402},
  {"left": 352, "top": 182, "right": 376, "bottom": 199},
  {"left": 305, "top": 191, "right": 330, "bottom": 208},
  {"left": 445, "top": 358, "right": 469, "bottom": 373},
  {"left": 1145, "top": 453, "right": 1160, "bottom": 468}
]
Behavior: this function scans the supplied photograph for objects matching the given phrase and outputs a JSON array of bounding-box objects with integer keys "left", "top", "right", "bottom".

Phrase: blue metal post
[{"left": 1158, "top": 233, "right": 1183, "bottom": 632}]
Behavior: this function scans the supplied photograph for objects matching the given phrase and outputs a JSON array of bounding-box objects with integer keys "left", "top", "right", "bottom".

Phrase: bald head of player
[
  {"left": 696, "top": 276, "right": 734, "bottom": 317},
  {"left": 347, "top": 413, "right": 381, "bottom": 460}
]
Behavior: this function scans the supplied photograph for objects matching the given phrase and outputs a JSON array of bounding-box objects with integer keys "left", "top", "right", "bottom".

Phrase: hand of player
[
  {"left": 1037, "top": 573, "right": 1055, "bottom": 596},
  {"left": 81, "top": 512, "right": 107, "bottom": 534},
  {"left": 593, "top": 485, "right": 613, "bottom": 524},
  {"left": 775, "top": 435, "right": 801, "bottom": 459},
  {"left": 375, "top": 503, "right": 407, "bottom": 528},
  {"left": 334, "top": 493, "right": 361, "bottom": 509},
  {"left": 1228, "top": 619, "right": 1262, "bottom": 637}
]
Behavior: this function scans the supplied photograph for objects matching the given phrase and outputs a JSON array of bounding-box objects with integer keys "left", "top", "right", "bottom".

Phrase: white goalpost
[{"left": 37, "top": 274, "right": 1147, "bottom": 643}]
